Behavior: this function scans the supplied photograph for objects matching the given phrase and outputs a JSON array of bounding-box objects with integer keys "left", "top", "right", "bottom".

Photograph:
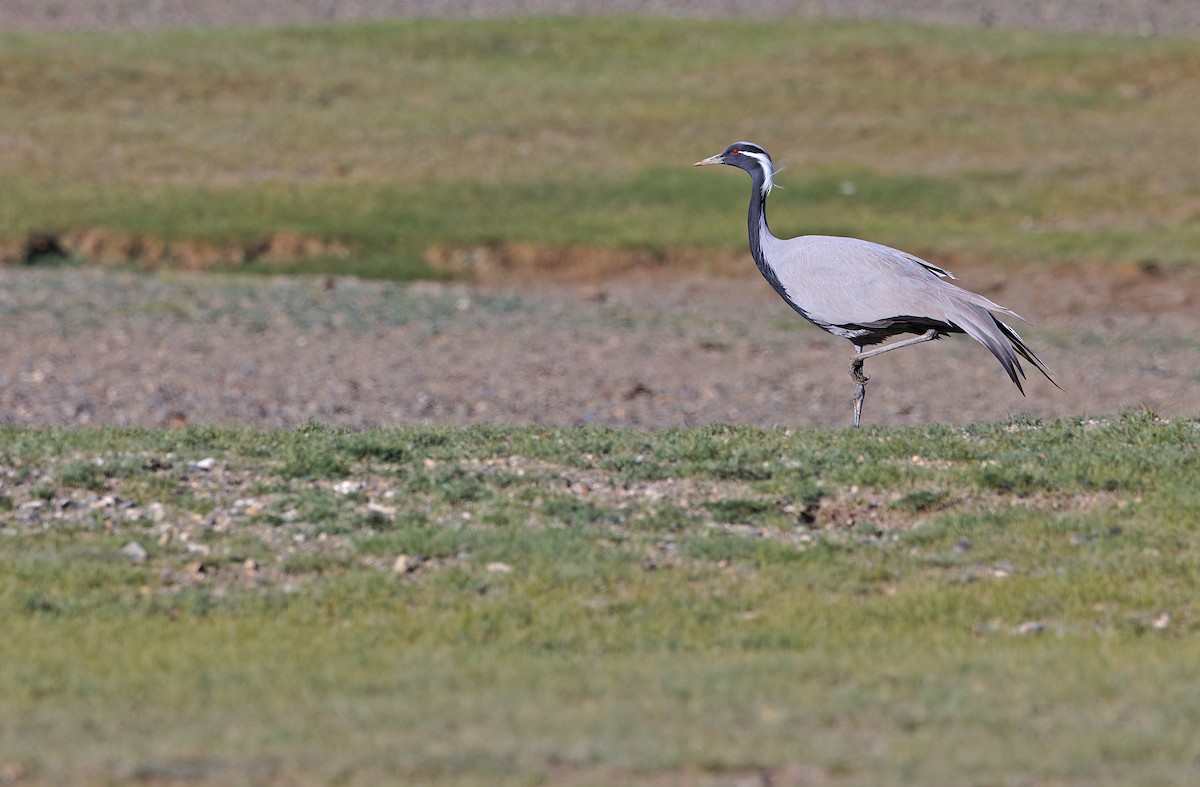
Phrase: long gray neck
[{"left": 746, "top": 170, "right": 786, "bottom": 296}]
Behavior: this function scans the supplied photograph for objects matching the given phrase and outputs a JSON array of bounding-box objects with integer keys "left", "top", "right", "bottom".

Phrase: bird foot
[{"left": 850, "top": 359, "right": 869, "bottom": 385}]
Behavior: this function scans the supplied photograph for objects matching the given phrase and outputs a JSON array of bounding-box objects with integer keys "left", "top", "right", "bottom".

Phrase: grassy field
[
  {"left": 2, "top": 18, "right": 1200, "bottom": 277},
  {"left": 2, "top": 413, "right": 1198, "bottom": 784},
  {"left": 4, "top": 14, "right": 1200, "bottom": 786}
]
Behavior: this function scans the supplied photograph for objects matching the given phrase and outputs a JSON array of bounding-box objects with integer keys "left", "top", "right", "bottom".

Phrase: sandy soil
[{"left": 1, "top": 256, "right": 1195, "bottom": 430}]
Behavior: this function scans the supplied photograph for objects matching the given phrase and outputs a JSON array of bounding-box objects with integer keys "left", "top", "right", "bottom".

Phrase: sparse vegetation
[
  {"left": 2, "top": 18, "right": 1200, "bottom": 278},
  {"left": 2, "top": 414, "right": 1198, "bottom": 784}
]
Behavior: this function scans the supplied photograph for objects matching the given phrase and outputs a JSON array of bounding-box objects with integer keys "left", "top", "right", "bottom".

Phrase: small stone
[
  {"left": 185, "top": 542, "right": 211, "bottom": 556},
  {"left": 1152, "top": 612, "right": 1171, "bottom": 630},
  {"left": 121, "top": 541, "right": 149, "bottom": 563},
  {"left": 148, "top": 502, "right": 167, "bottom": 523},
  {"left": 192, "top": 457, "right": 216, "bottom": 472},
  {"left": 244, "top": 559, "right": 259, "bottom": 577},
  {"left": 90, "top": 495, "right": 116, "bottom": 510},
  {"left": 392, "top": 554, "right": 419, "bottom": 574},
  {"left": 954, "top": 538, "right": 973, "bottom": 553},
  {"left": 485, "top": 561, "right": 513, "bottom": 574},
  {"left": 367, "top": 502, "right": 396, "bottom": 518},
  {"left": 332, "top": 480, "right": 364, "bottom": 495},
  {"left": 1015, "top": 621, "right": 1045, "bottom": 636}
]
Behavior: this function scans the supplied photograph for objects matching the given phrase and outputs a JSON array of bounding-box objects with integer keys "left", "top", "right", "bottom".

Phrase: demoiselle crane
[{"left": 694, "top": 142, "right": 1058, "bottom": 426}]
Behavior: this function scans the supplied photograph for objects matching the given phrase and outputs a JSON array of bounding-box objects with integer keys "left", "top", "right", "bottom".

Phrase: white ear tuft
[{"left": 739, "top": 151, "right": 775, "bottom": 196}]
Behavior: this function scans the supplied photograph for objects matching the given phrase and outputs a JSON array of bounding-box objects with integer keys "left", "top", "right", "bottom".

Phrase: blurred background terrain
[
  {"left": 0, "top": 2, "right": 1197, "bottom": 428},
  {"left": 5, "top": 0, "right": 1200, "bottom": 34}
]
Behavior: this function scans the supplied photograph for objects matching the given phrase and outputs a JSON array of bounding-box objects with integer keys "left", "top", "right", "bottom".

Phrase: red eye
[{"left": 732, "top": 149, "right": 740, "bottom": 155}]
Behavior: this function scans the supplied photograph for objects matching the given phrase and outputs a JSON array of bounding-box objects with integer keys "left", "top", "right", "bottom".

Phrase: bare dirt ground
[
  {"left": 1, "top": 255, "right": 1195, "bottom": 430},
  {"left": 1, "top": 3, "right": 1196, "bottom": 431}
]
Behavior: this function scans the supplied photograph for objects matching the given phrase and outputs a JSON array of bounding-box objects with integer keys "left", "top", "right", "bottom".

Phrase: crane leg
[
  {"left": 848, "top": 330, "right": 940, "bottom": 427},
  {"left": 850, "top": 348, "right": 868, "bottom": 427}
]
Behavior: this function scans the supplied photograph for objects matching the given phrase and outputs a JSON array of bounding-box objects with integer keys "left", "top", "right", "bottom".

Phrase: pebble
[
  {"left": 1015, "top": 621, "right": 1045, "bottom": 635},
  {"left": 231, "top": 498, "right": 261, "bottom": 511},
  {"left": 192, "top": 457, "right": 216, "bottom": 472},
  {"left": 332, "top": 480, "right": 364, "bottom": 495},
  {"left": 121, "top": 540, "right": 149, "bottom": 563},
  {"left": 392, "top": 554, "right": 419, "bottom": 574},
  {"left": 367, "top": 502, "right": 396, "bottom": 518},
  {"left": 485, "top": 561, "right": 513, "bottom": 574}
]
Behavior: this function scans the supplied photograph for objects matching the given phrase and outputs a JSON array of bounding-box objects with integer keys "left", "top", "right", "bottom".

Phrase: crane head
[{"left": 693, "top": 142, "right": 775, "bottom": 195}]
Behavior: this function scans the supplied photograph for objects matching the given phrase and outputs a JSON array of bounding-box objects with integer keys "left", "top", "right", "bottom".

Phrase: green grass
[
  {"left": 3, "top": 18, "right": 1200, "bottom": 277},
  {"left": 1, "top": 413, "right": 1198, "bottom": 784}
]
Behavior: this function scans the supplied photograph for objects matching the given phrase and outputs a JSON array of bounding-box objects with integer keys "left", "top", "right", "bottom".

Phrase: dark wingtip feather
[
  {"left": 995, "top": 320, "right": 1063, "bottom": 391},
  {"left": 1000, "top": 348, "right": 1026, "bottom": 395},
  {"left": 960, "top": 312, "right": 1027, "bottom": 394}
]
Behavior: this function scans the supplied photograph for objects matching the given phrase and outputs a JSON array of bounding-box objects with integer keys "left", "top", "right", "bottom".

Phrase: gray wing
[
  {"left": 762, "top": 235, "right": 1019, "bottom": 324},
  {"left": 762, "top": 235, "right": 1056, "bottom": 390}
]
